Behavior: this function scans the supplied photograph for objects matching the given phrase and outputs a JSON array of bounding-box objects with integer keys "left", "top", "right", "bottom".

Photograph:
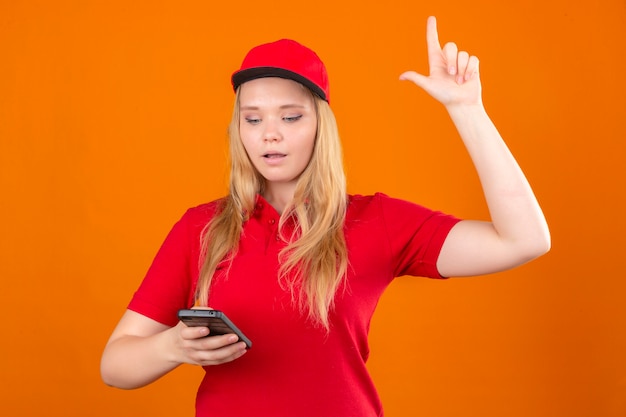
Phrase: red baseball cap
[{"left": 231, "top": 39, "right": 330, "bottom": 103}]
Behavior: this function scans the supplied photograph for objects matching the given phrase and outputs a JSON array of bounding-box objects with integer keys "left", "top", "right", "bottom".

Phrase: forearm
[
  {"left": 447, "top": 103, "right": 550, "bottom": 252},
  {"left": 100, "top": 329, "right": 181, "bottom": 389}
]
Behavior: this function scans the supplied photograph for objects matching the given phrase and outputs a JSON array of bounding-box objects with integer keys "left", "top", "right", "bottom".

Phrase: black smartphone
[{"left": 177, "top": 309, "right": 252, "bottom": 349}]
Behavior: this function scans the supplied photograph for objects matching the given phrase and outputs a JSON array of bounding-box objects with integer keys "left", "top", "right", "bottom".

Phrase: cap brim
[{"left": 232, "top": 67, "right": 327, "bottom": 102}]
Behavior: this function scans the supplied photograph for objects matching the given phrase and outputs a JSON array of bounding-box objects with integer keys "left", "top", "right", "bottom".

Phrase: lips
[{"left": 263, "top": 152, "right": 286, "bottom": 159}]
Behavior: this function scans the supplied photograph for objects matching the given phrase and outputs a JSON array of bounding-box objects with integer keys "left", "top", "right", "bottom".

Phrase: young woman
[{"left": 101, "top": 16, "right": 550, "bottom": 417}]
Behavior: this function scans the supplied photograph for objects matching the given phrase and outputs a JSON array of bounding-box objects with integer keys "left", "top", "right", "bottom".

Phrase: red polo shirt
[{"left": 128, "top": 193, "right": 460, "bottom": 417}]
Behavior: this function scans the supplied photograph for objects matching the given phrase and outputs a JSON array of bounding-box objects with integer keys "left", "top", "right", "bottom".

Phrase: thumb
[{"left": 399, "top": 70, "right": 429, "bottom": 89}]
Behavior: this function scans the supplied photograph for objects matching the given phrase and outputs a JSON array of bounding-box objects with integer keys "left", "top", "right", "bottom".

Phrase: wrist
[
  {"left": 445, "top": 100, "right": 485, "bottom": 115},
  {"left": 157, "top": 325, "right": 186, "bottom": 365},
  {"left": 445, "top": 101, "right": 489, "bottom": 124}
]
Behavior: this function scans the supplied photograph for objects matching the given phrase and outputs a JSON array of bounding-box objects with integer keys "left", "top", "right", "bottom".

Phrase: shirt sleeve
[
  {"left": 127, "top": 206, "right": 208, "bottom": 326},
  {"left": 377, "top": 193, "right": 461, "bottom": 279}
]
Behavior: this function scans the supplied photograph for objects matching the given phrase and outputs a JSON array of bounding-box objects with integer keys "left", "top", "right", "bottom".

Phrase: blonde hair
[{"left": 196, "top": 89, "right": 348, "bottom": 329}]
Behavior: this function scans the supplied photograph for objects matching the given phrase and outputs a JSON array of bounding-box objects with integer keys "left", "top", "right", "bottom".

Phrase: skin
[
  {"left": 399, "top": 16, "right": 550, "bottom": 276},
  {"left": 100, "top": 16, "right": 550, "bottom": 390},
  {"left": 238, "top": 77, "right": 318, "bottom": 214}
]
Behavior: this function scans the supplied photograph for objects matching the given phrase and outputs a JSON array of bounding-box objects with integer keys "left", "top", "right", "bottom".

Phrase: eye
[
  {"left": 244, "top": 117, "right": 261, "bottom": 125},
  {"left": 283, "top": 115, "right": 302, "bottom": 123}
]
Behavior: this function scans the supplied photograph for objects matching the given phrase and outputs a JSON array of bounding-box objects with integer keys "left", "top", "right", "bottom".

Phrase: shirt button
[
  {"left": 275, "top": 234, "right": 281, "bottom": 241},
  {"left": 269, "top": 219, "right": 276, "bottom": 225}
]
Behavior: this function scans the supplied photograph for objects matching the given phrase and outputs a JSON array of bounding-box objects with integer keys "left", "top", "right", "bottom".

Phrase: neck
[{"left": 262, "top": 182, "right": 296, "bottom": 215}]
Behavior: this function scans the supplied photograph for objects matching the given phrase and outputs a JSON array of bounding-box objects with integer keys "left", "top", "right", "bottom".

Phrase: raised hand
[{"left": 400, "top": 16, "right": 482, "bottom": 108}]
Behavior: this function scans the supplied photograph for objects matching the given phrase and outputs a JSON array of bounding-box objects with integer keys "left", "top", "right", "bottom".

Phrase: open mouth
[{"left": 263, "top": 153, "right": 286, "bottom": 159}]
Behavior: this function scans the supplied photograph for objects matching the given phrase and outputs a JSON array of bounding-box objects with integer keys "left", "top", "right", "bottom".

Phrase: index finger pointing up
[{"left": 426, "top": 16, "right": 441, "bottom": 51}]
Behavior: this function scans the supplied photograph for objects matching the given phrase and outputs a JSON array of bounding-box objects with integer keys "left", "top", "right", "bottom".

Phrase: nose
[{"left": 263, "top": 118, "right": 282, "bottom": 142}]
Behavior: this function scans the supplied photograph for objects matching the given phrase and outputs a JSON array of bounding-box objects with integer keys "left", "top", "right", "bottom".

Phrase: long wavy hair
[{"left": 196, "top": 87, "right": 348, "bottom": 329}]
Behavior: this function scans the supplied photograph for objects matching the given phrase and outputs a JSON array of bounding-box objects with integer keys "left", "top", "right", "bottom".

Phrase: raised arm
[{"left": 400, "top": 16, "right": 550, "bottom": 277}]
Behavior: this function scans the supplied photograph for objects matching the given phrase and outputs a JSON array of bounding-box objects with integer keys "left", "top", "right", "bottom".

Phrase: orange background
[{"left": 1, "top": 1, "right": 625, "bottom": 416}]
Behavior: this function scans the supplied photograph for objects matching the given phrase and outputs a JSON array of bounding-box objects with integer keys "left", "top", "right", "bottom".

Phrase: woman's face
[{"left": 239, "top": 77, "right": 317, "bottom": 194}]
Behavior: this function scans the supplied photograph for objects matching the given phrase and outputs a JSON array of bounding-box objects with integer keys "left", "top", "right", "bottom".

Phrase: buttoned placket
[
  {"left": 268, "top": 217, "right": 281, "bottom": 242},
  {"left": 254, "top": 201, "right": 282, "bottom": 252}
]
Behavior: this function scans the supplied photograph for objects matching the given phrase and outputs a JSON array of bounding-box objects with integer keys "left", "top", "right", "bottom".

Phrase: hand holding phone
[{"left": 178, "top": 309, "right": 252, "bottom": 349}]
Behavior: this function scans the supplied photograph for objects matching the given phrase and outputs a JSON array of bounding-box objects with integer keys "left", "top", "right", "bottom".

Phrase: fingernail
[
  {"left": 449, "top": 66, "right": 456, "bottom": 75},
  {"left": 228, "top": 335, "right": 238, "bottom": 343}
]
